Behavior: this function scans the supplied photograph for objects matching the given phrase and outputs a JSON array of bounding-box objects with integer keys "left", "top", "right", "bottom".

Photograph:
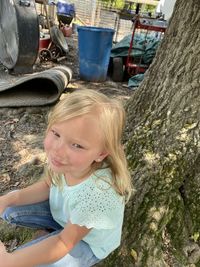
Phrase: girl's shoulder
[
  {"left": 58, "top": 168, "right": 124, "bottom": 205},
  {"left": 80, "top": 167, "right": 124, "bottom": 204},
  {"left": 69, "top": 168, "right": 125, "bottom": 229},
  {"left": 91, "top": 167, "right": 113, "bottom": 186},
  {"left": 87, "top": 167, "right": 113, "bottom": 192}
]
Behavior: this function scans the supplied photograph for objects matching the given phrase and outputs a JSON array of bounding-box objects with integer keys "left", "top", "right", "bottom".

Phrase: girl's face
[{"left": 44, "top": 114, "right": 108, "bottom": 182}]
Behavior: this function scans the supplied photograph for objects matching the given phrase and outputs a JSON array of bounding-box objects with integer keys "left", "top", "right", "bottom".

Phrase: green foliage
[
  {"left": 100, "top": 0, "right": 157, "bottom": 13},
  {"left": 142, "top": 4, "right": 156, "bottom": 13},
  {"left": 100, "top": 0, "right": 125, "bottom": 9},
  {"left": 191, "top": 232, "right": 200, "bottom": 242}
]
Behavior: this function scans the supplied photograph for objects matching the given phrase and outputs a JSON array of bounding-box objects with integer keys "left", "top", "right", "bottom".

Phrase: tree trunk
[{"left": 97, "top": 0, "right": 200, "bottom": 266}]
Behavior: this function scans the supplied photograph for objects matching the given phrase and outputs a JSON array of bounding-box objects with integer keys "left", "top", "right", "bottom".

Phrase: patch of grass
[{"left": 0, "top": 220, "right": 34, "bottom": 251}]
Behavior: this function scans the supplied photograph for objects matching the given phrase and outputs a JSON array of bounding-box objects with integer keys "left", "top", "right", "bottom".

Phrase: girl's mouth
[{"left": 50, "top": 157, "right": 65, "bottom": 167}]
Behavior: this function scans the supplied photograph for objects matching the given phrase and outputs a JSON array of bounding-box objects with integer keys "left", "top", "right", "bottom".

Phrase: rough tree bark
[{"left": 97, "top": 0, "right": 200, "bottom": 266}]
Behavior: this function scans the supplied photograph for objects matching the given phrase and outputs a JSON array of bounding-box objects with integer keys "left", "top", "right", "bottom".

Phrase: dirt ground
[
  {"left": 0, "top": 33, "right": 133, "bottom": 250},
  {"left": 0, "top": 33, "right": 132, "bottom": 194}
]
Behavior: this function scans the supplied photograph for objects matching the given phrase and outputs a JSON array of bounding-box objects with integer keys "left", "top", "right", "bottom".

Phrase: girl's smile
[
  {"left": 44, "top": 114, "right": 108, "bottom": 183},
  {"left": 50, "top": 157, "right": 66, "bottom": 167}
]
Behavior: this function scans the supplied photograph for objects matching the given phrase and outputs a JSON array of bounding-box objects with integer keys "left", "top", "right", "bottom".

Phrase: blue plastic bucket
[{"left": 77, "top": 26, "right": 115, "bottom": 82}]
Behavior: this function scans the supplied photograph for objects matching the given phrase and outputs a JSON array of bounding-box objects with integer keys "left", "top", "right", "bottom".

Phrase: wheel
[
  {"left": 112, "top": 57, "right": 124, "bottom": 82},
  {"left": 39, "top": 49, "right": 52, "bottom": 62},
  {"left": 51, "top": 46, "right": 62, "bottom": 61}
]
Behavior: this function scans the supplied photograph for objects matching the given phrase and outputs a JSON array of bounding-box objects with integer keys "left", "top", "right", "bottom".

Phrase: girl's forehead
[
  {"left": 51, "top": 115, "right": 105, "bottom": 146},
  {"left": 52, "top": 114, "right": 100, "bottom": 132},
  {"left": 57, "top": 112, "right": 99, "bottom": 124}
]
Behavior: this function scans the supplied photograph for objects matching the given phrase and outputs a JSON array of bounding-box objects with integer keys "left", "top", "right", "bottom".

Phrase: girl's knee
[
  {"left": 1, "top": 191, "right": 19, "bottom": 222},
  {"left": 1, "top": 206, "right": 17, "bottom": 223}
]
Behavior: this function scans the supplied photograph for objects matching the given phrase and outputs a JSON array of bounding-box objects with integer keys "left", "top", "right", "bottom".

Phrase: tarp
[
  {"left": 128, "top": 73, "right": 145, "bottom": 88},
  {"left": 111, "top": 32, "right": 162, "bottom": 87},
  {"left": 111, "top": 32, "right": 161, "bottom": 65}
]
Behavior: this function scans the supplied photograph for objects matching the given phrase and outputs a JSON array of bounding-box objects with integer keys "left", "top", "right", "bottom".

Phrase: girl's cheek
[{"left": 44, "top": 135, "right": 51, "bottom": 152}]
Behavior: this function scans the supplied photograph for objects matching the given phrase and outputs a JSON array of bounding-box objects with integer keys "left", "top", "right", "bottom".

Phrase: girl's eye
[
  {"left": 72, "top": 143, "right": 84, "bottom": 149},
  {"left": 51, "top": 129, "right": 60, "bottom": 138}
]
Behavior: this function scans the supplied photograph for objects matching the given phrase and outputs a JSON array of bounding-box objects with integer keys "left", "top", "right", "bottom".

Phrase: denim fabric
[{"left": 1, "top": 200, "right": 100, "bottom": 267}]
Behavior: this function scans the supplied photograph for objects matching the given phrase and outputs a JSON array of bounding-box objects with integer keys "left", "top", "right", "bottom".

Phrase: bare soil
[{"left": 0, "top": 33, "right": 133, "bottom": 250}]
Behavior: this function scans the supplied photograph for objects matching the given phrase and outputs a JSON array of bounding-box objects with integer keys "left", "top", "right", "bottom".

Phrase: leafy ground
[{"left": 0, "top": 33, "right": 132, "bottom": 251}]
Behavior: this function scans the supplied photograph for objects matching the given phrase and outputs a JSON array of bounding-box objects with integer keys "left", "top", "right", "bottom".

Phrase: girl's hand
[
  {"left": 0, "top": 195, "right": 9, "bottom": 215},
  {"left": 0, "top": 241, "right": 9, "bottom": 266},
  {"left": 0, "top": 191, "right": 18, "bottom": 215},
  {"left": 0, "top": 240, "right": 7, "bottom": 253}
]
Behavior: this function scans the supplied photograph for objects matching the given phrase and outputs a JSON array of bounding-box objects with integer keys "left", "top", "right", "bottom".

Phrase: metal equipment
[
  {"left": 126, "top": 15, "right": 167, "bottom": 76},
  {"left": 39, "top": 25, "right": 69, "bottom": 62},
  {"left": 37, "top": 0, "right": 69, "bottom": 62},
  {"left": 0, "top": 0, "right": 39, "bottom": 73},
  {"left": 111, "top": 1, "right": 167, "bottom": 82}
]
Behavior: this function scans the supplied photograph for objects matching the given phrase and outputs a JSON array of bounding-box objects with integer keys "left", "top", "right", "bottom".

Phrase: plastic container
[
  {"left": 39, "top": 33, "right": 51, "bottom": 50},
  {"left": 57, "top": 1, "right": 75, "bottom": 25},
  {"left": 77, "top": 26, "right": 115, "bottom": 82},
  {"left": 57, "top": 1, "right": 75, "bottom": 16},
  {"left": 61, "top": 25, "right": 73, "bottom": 37}
]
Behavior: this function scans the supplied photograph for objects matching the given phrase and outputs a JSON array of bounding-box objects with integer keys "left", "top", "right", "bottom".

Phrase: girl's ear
[{"left": 95, "top": 151, "right": 109, "bottom": 162}]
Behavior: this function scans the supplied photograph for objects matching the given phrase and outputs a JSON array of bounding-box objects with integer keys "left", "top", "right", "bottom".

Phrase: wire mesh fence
[{"left": 35, "top": 0, "right": 134, "bottom": 42}]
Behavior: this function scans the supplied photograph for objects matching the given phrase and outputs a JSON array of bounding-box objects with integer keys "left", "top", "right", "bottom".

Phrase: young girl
[{"left": 0, "top": 89, "right": 132, "bottom": 267}]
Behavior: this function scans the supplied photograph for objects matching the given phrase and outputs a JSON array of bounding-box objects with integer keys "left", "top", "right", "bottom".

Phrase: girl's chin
[{"left": 49, "top": 163, "right": 65, "bottom": 173}]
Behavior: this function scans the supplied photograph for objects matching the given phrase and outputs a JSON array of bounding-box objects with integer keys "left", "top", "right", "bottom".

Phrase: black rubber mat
[{"left": 0, "top": 66, "right": 72, "bottom": 107}]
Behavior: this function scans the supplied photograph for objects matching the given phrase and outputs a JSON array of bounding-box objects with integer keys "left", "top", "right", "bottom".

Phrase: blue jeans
[{"left": 1, "top": 200, "right": 100, "bottom": 267}]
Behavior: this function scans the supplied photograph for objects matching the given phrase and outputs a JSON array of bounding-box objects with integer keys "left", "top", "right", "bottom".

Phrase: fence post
[{"left": 91, "top": 0, "right": 97, "bottom": 26}]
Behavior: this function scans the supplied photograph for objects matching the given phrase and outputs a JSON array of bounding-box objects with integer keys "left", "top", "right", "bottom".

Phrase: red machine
[
  {"left": 111, "top": 14, "right": 167, "bottom": 82},
  {"left": 126, "top": 15, "right": 167, "bottom": 76}
]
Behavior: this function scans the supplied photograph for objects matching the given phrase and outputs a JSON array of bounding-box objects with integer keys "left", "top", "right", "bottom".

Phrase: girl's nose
[{"left": 53, "top": 141, "right": 67, "bottom": 159}]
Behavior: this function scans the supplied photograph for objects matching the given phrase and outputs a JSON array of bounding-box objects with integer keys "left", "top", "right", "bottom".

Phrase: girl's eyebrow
[
  {"left": 71, "top": 138, "right": 90, "bottom": 148},
  {"left": 51, "top": 126, "right": 60, "bottom": 132},
  {"left": 50, "top": 125, "right": 91, "bottom": 148}
]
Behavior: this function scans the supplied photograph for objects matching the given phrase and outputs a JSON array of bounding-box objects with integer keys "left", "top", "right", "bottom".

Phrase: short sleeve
[{"left": 70, "top": 178, "right": 124, "bottom": 230}]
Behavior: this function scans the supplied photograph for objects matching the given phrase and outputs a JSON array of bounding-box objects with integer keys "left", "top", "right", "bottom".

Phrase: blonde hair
[{"left": 46, "top": 89, "right": 133, "bottom": 202}]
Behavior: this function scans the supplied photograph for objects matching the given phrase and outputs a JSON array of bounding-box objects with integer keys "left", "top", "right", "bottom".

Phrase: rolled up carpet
[{"left": 0, "top": 65, "right": 72, "bottom": 107}]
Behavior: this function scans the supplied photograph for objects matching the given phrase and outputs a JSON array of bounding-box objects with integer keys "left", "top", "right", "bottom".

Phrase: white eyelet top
[{"left": 49, "top": 167, "right": 125, "bottom": 259}]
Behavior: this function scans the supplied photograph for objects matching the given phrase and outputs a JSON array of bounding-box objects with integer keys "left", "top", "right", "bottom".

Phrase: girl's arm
[
  {"left": 0, "top": 222, "right": 91, "bottom": 267},
  {"left": 0, "top": 179, "right": 50, "bottom": 214}
]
